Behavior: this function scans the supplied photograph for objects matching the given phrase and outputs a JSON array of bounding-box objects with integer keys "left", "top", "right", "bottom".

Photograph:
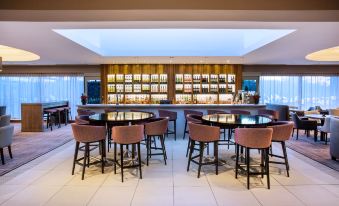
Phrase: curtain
[
  {"left": 0, "top": 74, "right": 84, "bottom": 119},
  {"left": 260, "top": 75, "right": 339, "bottom": 110}
]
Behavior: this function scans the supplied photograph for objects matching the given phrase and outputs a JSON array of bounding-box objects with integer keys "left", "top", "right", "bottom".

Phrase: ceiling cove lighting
[
  {"left": 306, "top": 46, "right": 339, "bottom": 61},
  {"left": 0, "top": 45, "right": 40, "bottom": 62},
  {"left": 53, "top": 29, "right": 295, "bottom": 57}
]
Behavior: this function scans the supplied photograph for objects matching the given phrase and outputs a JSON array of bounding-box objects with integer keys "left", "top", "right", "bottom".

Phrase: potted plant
[
  {"left": 81, "top": 93, "right": 88, "bottom": 105},
  {"left": 253, "top": 93, "right": 260, "bottom": 104}
]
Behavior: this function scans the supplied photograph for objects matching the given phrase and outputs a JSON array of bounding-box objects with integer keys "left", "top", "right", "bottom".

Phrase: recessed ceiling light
[
  {"left": 0, "top": 45, "right": 40, "bottom": 62},
  {"left": 53, "top": 29, "right": 295, "bottom": 57},
  {"left": 306, "top": 46, "right": 339, "bottom": 61}
]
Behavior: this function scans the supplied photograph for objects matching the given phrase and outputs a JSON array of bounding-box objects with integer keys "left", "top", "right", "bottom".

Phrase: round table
[
  {"left": 89, "top": 111, "right": 154, "bottom": 124},
  {"left": 201, "top": 114, "right": 272, "bottom": 127},
  {"left": 89, "top": 111, "right": 154, "bottom": 164},
  {"left": 201, "top": 114, "right": 272, "bottom": 165}
]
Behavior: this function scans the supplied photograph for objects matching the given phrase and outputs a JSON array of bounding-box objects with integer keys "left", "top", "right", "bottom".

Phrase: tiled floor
[{"left": 1, "top": 134, "right": 339, "bottom": 206}]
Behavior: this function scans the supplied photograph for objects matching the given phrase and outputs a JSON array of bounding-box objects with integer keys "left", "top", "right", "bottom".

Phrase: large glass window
[
  {"left": 260, "top": 75, "right": 339, "bottom": 109},
  {"left": 0, "top": 74, "right": 84, "bottom": 119}
]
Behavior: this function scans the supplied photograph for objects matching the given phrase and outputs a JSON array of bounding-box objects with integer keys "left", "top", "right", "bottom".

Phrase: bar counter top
[{"left": 78, "top": 104, "right": 265, "bottom": 109}]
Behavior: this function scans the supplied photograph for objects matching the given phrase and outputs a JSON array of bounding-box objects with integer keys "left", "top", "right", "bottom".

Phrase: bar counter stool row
[{"left": 44, "top": 106, "right": 71, "bottom": 131}]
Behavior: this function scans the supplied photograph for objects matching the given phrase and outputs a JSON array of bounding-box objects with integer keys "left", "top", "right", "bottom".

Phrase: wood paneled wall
[{"left": 101, "top": 64, "right": 242, "bottom": 103}]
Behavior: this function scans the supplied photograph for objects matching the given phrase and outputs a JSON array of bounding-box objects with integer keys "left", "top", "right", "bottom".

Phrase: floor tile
[
  {"left": 174, "top": 186, "right": 217, "bottom": 206},
  {"left": 132, "top": 185, "right": 173, "bottom": 206}
]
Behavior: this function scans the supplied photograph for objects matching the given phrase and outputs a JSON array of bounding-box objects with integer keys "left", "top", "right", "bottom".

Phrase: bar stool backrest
[
  {"left": 186, "top": 114, "right": 203, "bottom": 124},
  {"left": 230, "top": 110, "right": 251, "bottom": 115},
  {"left": 188, "top": 122, "right": 220, "bottom": 142},
  {"left": 207, "top": 110, "right": 229, "bottom": 115},
  {"left": 235, "top": 128, "right": 273, "bottom": 149},
  {"left": 268, "top": 121, "right": 294, "bottom": 141},
  {"left": 75, "top": 115, "right": 90, "bottom": 125},
  {"left": 184, "top": 110, "right": 203, "bottom": 119},
  {"left": 258, "top": 109, "right": 279, "bottom": 120},
  {"left": 158, "top": 110, "right": 177, "bottom": 120},
  {"left": 145, "top": 118, "right": 169, "bottom": 136},
  {"left": 71, "top": 123, "right": 106, "bottom": 143},
  {"left": 112, "top": 125, "right": 144, "bottom": 144}
]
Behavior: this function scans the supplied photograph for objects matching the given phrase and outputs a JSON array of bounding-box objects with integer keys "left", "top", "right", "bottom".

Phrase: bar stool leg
[
  {"left": 174, "top": 120, "right": 177, "bottom": 141},
  {"left": 183, "top": 120, "right": 187, "bottom": 139},
  {"left": 214, "top": 141, "right": 218, "bottom": 175},
  {"left": 281, "top": 141, "right": 290, "bottom": 177},
  {"left": 72, "top": 141, "right": 79, "bottom": 175},
  {"left": 265, "top": 148, "right": 270, "bottom": 189},
  {"left": 8, "top": 145, "right": 13, "bottom": 159},
  {"left": 101, "top": 140, "right": 105, "bottom": 174},
  {"left": 197, "top": 142, "right": 204, "bottom": 178},
  {"left": 120, "top": 144, "right": 124, "bottom": 182},
  {"left": 137, "top": 143, "right": 142, "bottom": 179},
  {"left": 187, "top": 139, "right": 195, "bottom": 172},
  {"left": 246, "top": 147, "right": 250, "bottom": 190},
  {"left": 160, "top": 135, "right": 167, "bottom": 165},
  {"left": 114, "top": 142, "right": 117, "bottom": 174}
]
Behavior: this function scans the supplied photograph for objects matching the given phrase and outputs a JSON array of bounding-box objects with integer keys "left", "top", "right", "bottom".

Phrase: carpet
[
  {"left": 0, "top": 123, "right": 73, "bottom": 176},
  {"left": 286, "top": 132, "right": 339, "bottom": 172}
]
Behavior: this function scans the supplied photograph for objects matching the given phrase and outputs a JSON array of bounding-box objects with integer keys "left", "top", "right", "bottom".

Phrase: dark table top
[
  {"left": 202, "top": 114, "right": 272, "bottom": 126},
  {"left": 89, "top": 111, "right": 154, "bottom": 123}
]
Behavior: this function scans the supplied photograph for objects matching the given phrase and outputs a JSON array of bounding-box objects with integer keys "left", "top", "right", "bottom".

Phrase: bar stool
[
  {"left": 207, "top": 110, "right": 231, "bottom": 146},
  {"left": 235, "top": 128, "right": 273, "bottom": 189},
  {"left": 145, "top": 118, "right": 169, "bottom": 165},
  {"left": 268, "top": 121, "right": 294, "bottom": 177},
  {"left": 183, "top": 110, "right": 203, "bottom": 139},
  {"left": 75, "top": 115, "right": 90, "bottom": 125},
  {"left": 158, "top": 110, "right": 177, "bottom": 140},
  {"left": 63, "top": 106, "right": 71, "bottom": 124},
  {"left": 55, "top": 107, "right": 65, "bottom": 128},
  {"left": 230, "top": 110, "right": 251, "bottom": 115},
  {"left": 44, "top": 109, "right": 57, "bottom": 131},
  {"left": 185, "top": 114, "right": 204, "bottom": 157},
  {"left": 187, "top": 122, "right": 220, "bottom": 178},
  {"left": 112, "top": 125, "right": 144, "bottom": 182},
  {"left": 71, "top": 124, "right": 106, "bottom": 180},
  {"left": 258, "top": 109, "right": 279, "bottom": 121},
  {"left": 77, "top": 109, "right": 95, "bottom": 116}
]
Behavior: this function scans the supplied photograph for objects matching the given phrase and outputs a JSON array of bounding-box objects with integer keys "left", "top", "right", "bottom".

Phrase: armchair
[
  {"left": 0, "top": 125, "right": 14, "bottom": 164},
  {"left": 291, "top": 113, "right": 318, "bottom": 141},
  {"left": 330, "top": 118, "right": 339, "bottom": 160},
  {"left": 0, "top": 115, "right": 11, "bottom": 127}
]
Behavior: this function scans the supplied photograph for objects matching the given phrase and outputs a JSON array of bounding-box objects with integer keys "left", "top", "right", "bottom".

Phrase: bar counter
[{"left": 78, "top": 104, "right": 266, "bottom": 137}]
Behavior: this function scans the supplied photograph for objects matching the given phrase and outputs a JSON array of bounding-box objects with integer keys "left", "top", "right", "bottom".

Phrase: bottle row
[
  {"left": 108, "top": 74, "right": 168, "bottom": 83},
  {"left": 108, "top": 84, "right": 167, "bottom": 93},
  {"left": 175, "top": 94, "right": 234, "bottom": 104},
  {"left": 175, "top": 84, "right": 236, "bottom": 93},
  {"left": 175, "top": 74, "right": 236, "bottom": 84},
  {"left": 107, "top": 94, "right": 168, "bottom": 104}
]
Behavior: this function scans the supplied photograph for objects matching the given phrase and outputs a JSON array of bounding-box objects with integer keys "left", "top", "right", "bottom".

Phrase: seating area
[{"left": 1, "top": 1, "right": 339, "bottom": 204}]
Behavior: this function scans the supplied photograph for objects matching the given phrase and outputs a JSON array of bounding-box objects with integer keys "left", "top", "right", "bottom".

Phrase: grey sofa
[
  {"left": 0, "top": 106, "right": 5, "bottom": 116},
  {"left": 0, "top": 115, "right": 11, "bottom": 127},
  {"left": 266, "top": 104, "right": 290, "bottom": 121},
  {"left": 330, "top": 117, "right": 339, "bottom": 161},
  {"left": 0, "top": 125, "right": 14, "bottom": 164}
]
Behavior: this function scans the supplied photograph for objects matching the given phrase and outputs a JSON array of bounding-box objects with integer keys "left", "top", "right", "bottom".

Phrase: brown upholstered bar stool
[
  {"left": 207, "top": 109, "right": 230, "bottom": 145},
  {"left": 55, "top": 107, "right": 65, "bottom": 128},
  {"left": 258, "top": 109, "right": 279, "bottom": 121},
  {"left": 230, "top": 110, "right": 251, "bottom": 115},
  {"left": 187, "top": 122, "right": 220, "bottom": 178},
  {"left": 158, "top": 110, "right": 177, "bottom": 140},
  {"left": 144, "top": 118, "right": 169, "bottom": 165},
  {"left": 75, "top": 115, "right": 90, "bottom": 125},
  {"left": 63, "top": 106, "right": 71, "bottom": 124},
  {"left": 185, "top": 114, "right": 205, "bottom": 157},
  {"left": 268, "top": 121, "right": 294, "bottom": 177},
  {"left": 77, "top": 109, "right": 95, "bottom": 116},
  {"left": 112, "top": 125, "right": 144, "bottom": 182},
  {"left": 71, "top": 124, "right": 106, "bottom": 180},
  {"left": 235, "top": 128, "right": 273, "bottom": 189},
  {"left": 183, "top": 110, "right": 203, "bottom": 139},
  {"left": 44, "top": 109, "right": 57, "bottom": 131}
]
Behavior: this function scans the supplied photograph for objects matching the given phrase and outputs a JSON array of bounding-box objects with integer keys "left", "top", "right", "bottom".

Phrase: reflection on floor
[{"left": 0, "top": 128, "right": 339, "bottom": 206}]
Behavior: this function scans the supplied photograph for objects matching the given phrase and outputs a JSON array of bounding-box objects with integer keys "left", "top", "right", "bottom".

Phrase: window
[
  {"left": 0, "top": 74, "right": 84, "bottom": 119},
  {"left": 259, "top": 75, "right": 339, "bottom": 109}
]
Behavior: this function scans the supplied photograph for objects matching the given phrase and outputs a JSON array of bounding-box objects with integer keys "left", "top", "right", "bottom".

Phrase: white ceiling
[{"left": 0, "top": 21, "right": 339, "bottom": 65}]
